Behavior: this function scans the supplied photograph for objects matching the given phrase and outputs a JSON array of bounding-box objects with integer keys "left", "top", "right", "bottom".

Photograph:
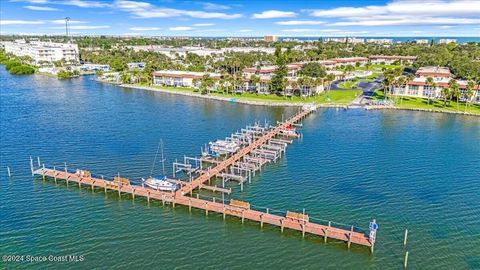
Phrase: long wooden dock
[
  {"left": 31, "top": 107, "right": 377, "bottom": 252},
  {"left": 177, "top": 109, "right": 312, "bottom": 196}
]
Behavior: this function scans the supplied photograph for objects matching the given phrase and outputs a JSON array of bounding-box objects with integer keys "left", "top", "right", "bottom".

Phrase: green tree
[
  {"left": 298, "top": 62, "right": 326, "bottom": 78},
  {"left": 448, "top": 79, "right": 460, "bottom": 111},
  {"left": 270, "top": 52, "right": 288, "bottom": 94},
  {"left": 464, "top": 80, "right": 475, "bottom": 111},
  {"left": 425, "top": 77, "right": 436, "bottom": 105},
  {"left": 200, "top": 74, "right": 215, "bottom": 95}
]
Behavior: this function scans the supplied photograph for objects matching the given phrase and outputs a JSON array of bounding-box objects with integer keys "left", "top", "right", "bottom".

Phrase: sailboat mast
[{"left": 160, "top": 139, "right": 166, "bottom": 176}]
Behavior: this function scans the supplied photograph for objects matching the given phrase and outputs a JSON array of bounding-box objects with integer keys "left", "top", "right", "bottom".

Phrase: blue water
[{"left": 1, "top": 67, "right": 479, "bottom": 269}]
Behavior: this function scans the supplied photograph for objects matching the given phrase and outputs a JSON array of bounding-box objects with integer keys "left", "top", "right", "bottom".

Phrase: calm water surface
[{"left": 1, "top": 68, "right": 479, "bottom": 269}]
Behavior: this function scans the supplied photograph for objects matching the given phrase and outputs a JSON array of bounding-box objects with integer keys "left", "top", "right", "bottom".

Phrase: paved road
[{"left": 330, "top": 75, "right": 382, "bottom": 106}]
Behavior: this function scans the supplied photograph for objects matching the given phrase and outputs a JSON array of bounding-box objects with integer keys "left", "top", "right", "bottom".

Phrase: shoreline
[
  {"left": 103, "top": 81, "right": 480, "bottom": 116},
  {"left": 119, "top": 83, "right": 349, "bottom": 108},
  {"left": 365, "top": 105, "right": 480, "bottom": 116}
]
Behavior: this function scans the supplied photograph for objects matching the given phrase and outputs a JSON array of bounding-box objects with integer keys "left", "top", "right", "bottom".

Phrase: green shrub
[{"left": 9, "top": 65, "right": 35, "bottom": 75}]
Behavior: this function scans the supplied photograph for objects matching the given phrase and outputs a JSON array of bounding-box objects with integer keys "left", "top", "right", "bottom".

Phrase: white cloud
[
  {"left": 115, "top": 0, "right": 242, "bottom": 19},
  {"left": 50, "top": 19, "right": 85, "bottom": 24},
  {"left": 330, "top": 17, "right": 480, "bottom": 26},
  {"left": 238, "top": 29, "right": 252, "bottom": 32},
  {"left": 438, "top": 25, "right": 455, "bottom": 29},
  {"left": 252, "top": 10, "right": 296, "bottom": 19},
  {"left": 10, "top": 0, "right": 50, "bottom": 3},
  {"left": 309, "top": 1, "right": 480, "bottom": 17},
  {"left": 128, "top": 27, "right": 161, "bottom": 31},
  {"left": 203, "top": 2, "right": 230, "bottom": 10},
  {"left": 192, "top": 23, "right": 214, "bottom": 27},
  {"left": 169, "top": 26, "right": 194, "bottom": 31},
  {"left": 24, "top": 5, "right": 60, "bottom": 11},
  {"left": 60, "top": 0, "right": 110, "bottom": 8},
  {"left": 310, "top": 1, "right": 480, "bottom": 27},
  {"left": 50, "top": 25, "right": 110, "bottom": 29},
  {"left": 281, "top": 28, "right": 317, "bottom": 32},
  {"left": 0, "top": 20, "right": 45, "bottom": 25},
  {"left": 276, "top": 20, "right": 325, "bottom": 25}
]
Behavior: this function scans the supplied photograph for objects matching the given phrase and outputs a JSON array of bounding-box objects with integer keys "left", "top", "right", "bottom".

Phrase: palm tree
[
  {"left": 448, "top": 79, "right": 460, "bottom": 111},
  {"left": 200, "top": 74, "right": 214, "bottom": 95},
  {"left": 325, "top": 73, "right": 336, "bottom": 100},
  {"left": 344, "top": 64, "right": 354, "bottom": 81},
  {"left": 440, "top": 87, "right": 450, "bottom": 107},
  {"left": 465, "top": 80, "right": 475, "bottom": 112},
  {"left": 250, "top": 75, "right": 260, "bottom": 93},
  {"left": 425, "top": 77, "right": 435, "bottom": 105}
]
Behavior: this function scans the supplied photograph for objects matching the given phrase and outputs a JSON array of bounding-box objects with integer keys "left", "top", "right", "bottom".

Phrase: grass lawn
[
  {"left": 372, "top": 90, "right": 480, "bottom": 115},
  {"left": 338, "top": 80, "right": 358, "bottom": 89},
  {"left": 133, "top": 83, "right": 359, "bottom": 105}
]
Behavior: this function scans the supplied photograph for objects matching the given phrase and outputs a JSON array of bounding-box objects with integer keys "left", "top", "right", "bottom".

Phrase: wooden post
[
  {"left": 132, "top": 188, "right": 135, "bottom": 200},
  {"left": 7, "top": 167, "right": 11, "bottom": 178},
  {"left": 223, "top": 206, "right": 226, "bottom": 220},
  {"left": 162, "top": 194, "right": 165, "bottom": 206},
  {"left": 302, "top": 224, "right": 305, "bottom": 238},
  {"left": 189, "top": 199, "right": 192, "bottom": 212},
  {"left": 42, "top": 164, "right": 45, "bottom": 181},
  {"left": 240, "top": 181, "right": 243, "bottom": 191},
  {"left": 404, "top": 229, "right": 408, "bottom": 246},
  {"left": 281, "top": 219, "right": 284, "bottom": 233},
  {"left": 91, "top": 181, "right": 95, "bottom": 191},
  {"left": 172, "top": 197, "right": 176, "bottom": 208},
  {"left": 205, "top": 202, "right": 208, "bottom": 216},
  {"left": 30, "top": 156, "right": 34, "bottom": 176},
  {"left": 118, "top": 185, "right": 121, "bottom": 197},
  {"left": 404, "top": 251, "right": 409, "bottom": 268},
  {"left": 78, "top": 177, "right": 81, "bottom": 188},
  {"left": 53, "top": 166, "right": 57, "bottom": 183},
  {"left": 348, "top": 225, "right": 353, "bottom": 249},
  {"left": 65, "top": 163, "right": 68, "bottom": 186},
  {"left": 241, "top": 210, "right": 244, "bottom": 224},
  {"left": 260, "top": 214, "right": 264, "bottom": 228},
  {"left": 147, "top": 191, "right": 150, "bottom": 204},
  {"left": 324, "top": 228, "right": 328, "bottom": 243},
  {"left": 37, "top": 157, "right": 41, "bottom": 167}
]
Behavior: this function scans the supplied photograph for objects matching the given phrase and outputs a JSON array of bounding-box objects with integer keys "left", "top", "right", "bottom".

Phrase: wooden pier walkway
[
  {"left": 177, "top": 109, "right": 312, "bottom": 196},
  {"left": 33, "top": 167, "right": 373, "bottom": 249},
  {"left": 31, "top": 107, "right": 376, "bottom": 252}
]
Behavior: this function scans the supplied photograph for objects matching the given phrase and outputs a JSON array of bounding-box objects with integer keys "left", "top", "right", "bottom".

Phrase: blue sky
[{"left": 1, "top": 0, "right": 479, "bottom": 37}]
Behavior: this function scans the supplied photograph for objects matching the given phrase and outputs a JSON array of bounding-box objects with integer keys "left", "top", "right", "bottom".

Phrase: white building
[
  {"left": 152, "top": 70, "right": 221, "bottom": 88},
  {"left": 392, "top": 66, "right": 480, "bottom": 103},
  {"left": 438, "top": 38, "right": 457, "bottom": 44},
  {"left": 366, "top": 39, "right": 393, "bottom": 44},
  {"left": 414, "top": 39, "right": 429, "bottom": 44},
  {"left": 368, "top": 55, "right": 416, "bottom": 65},
  {"left": 2, "top": 40, "right": 79, "bottom": 65}
]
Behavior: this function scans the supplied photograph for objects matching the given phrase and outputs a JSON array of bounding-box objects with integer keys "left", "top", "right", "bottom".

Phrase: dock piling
[
  {"left": 404, "top": 251, "right": 409, "bottom": 268},
  {"left": 37, "top": 157, "right": 41, "bottom": 167},
  {"left": 42, "top": 164, "right": 45, "bottom": 181},
  {"left": 7, "top": 166, "right": 11, "bottom": 178},
  {"left": 404, "top": 229, "right": 408, "bottom": 246},
  {"left": 30, "top": 156, "right": 34, "bottom": 176},
  {"left": 53, "top": 166, "right": 57, "bottom": 183}
]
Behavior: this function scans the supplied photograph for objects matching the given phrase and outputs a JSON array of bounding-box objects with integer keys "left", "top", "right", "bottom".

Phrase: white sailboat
[{"left": 143, "top": 139, "right": 177, "bottom": 192}]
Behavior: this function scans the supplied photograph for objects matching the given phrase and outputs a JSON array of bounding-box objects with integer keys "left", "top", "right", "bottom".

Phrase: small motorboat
[{"left": 143, "top": 176, "right": 177, "bottom": 192}]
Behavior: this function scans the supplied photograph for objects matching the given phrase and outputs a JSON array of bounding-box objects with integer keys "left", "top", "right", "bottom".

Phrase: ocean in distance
[{"left": 0, "top": 67, "right": 479, "bottom": 269}]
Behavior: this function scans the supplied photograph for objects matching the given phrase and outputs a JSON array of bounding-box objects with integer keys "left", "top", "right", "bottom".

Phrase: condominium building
[
  {"left": 333, "top": 57, "right": 369, "bottom": 67},
  {"left": 438, "top": 38, "right": 457, "bottom": 44},
  {"left": 366, "top": 39, "right": 394, "bottom": 44},
  {"left": 368, "top": 55, "right": 417, "bottom": 65},
  {"left": 1, "top": 40, "right": 79, "bottom": 64},
  {"left": 152, "top": 70, "right": 221, "bottom": 88},
  {"left": 414, "top": 39, "right": 429, "bottom": 44},
  {"left": 392, "top": 66, "right": 480, "bottom": 103},
  {"left": 264, "top": 35, "right": 278, "bottom": 42}
]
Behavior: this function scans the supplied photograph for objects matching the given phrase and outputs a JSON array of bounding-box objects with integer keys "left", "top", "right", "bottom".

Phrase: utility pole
[{"left": 65, "top": 17, "right": 70, "bottom": 40}]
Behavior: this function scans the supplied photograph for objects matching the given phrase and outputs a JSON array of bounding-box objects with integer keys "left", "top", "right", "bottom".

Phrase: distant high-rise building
[
  {"left": 414, "top": 39, "right": 429, "bottom": 44},
  {"left": 264, "top": 35, "right": 278, "bottom": 42},
  {"left": 438, "top": 38, "right": 457, "bottom": 44}
]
